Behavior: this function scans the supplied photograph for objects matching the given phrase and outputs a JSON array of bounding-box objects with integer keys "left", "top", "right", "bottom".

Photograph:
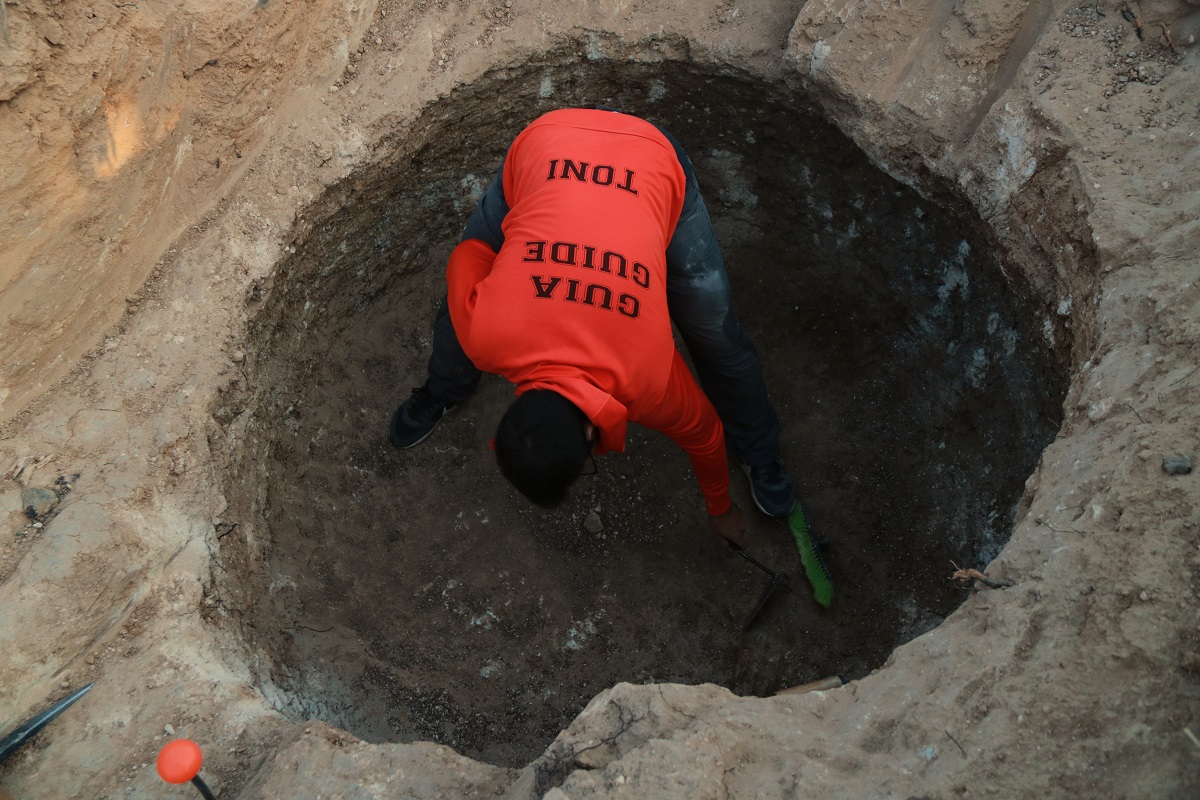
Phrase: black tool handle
[
  {"left": 728, "top": 542, "right": 777, "bottom": 577},
  {"left": 0, "top": 683, "right": 94, "bottom": 764},
  {"left": 193, "top": 776, "right": 218, "bottom": 800}
]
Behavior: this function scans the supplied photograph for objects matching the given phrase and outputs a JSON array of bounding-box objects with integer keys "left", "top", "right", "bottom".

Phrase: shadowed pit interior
[{"left": 212, "top": 59, "right": 1067, "bottom": 767}]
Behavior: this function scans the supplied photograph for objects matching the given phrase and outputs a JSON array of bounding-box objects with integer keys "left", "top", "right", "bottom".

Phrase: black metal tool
[
  {"left": 157, "top": 738, "right": 217, "bottom": 798},
  {"left": 0, "top": 683, "right": 93, "bottom": 764},
  {"left": 728, "top": 542, "right": 791, "bottom": 630}
]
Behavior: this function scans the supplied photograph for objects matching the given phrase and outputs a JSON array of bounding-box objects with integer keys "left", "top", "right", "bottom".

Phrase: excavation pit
[{"left": 215, "top": 61, "right": 1067, "bottom": 768}]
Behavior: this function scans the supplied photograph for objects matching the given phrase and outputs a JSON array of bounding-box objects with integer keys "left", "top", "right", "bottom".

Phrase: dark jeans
[{"left": 424, "top": 123, "right": 782, "bottom": 466}]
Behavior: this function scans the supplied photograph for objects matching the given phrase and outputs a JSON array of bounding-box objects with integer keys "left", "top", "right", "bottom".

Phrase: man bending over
[{"left": 390, "top": 108, "right": 795, "bottom": 544}]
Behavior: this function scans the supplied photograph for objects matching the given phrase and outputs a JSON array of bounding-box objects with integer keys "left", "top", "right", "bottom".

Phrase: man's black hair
[{"left": 495, "top": 390, "right": 591, "bottom": 508}]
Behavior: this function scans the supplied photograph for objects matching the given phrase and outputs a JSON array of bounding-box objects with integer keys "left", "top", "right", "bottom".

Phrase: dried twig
[
  {"left": 1160, "top": 22, "right": 1181, "bottom": 56},
  {"left": 532, "top": 699, "right": 646, "bottom": 795},
  {"left": 1169, "top": 365, "right": 1198, "bottom": 387},
  {"left": 950, "top": 561, "right": 1015, "bottom": 590},
  {"left": 945, "top": 729, "right": 967, "bottom": 757},
  {"left": 1123, "top": 402, "right": 1147, "bottom": 424},
  {"left": 1121, "top": 2, "right": 1144, "bottom": 40},
  {"left": 9, "top": 453, "right": 56, "bottom": 486}
]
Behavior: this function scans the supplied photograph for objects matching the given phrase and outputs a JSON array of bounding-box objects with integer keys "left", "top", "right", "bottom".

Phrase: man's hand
[{"left": 707, "top": 502, "right": 747, "bottom": 547}]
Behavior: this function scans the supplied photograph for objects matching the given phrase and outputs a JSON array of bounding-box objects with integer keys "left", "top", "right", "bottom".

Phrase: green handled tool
[{"left": 788, "top": 504, "right": 833, "bottom": 607}]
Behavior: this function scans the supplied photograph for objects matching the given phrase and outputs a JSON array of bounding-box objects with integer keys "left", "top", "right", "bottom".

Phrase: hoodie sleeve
[
  {"left": 639, "top": 351, "right": 731, "bottom": 516},
  {"left": 445, "top": 238, "right": 499, "bottom": 348}
]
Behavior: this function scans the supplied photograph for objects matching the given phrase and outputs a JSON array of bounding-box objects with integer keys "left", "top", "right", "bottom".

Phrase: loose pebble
[
  {"left": 1162, "top": 455, "right": 1193, "bottom": 475},
  {"left": 21, "top": 486, "right": 59, "bottom": 518}
]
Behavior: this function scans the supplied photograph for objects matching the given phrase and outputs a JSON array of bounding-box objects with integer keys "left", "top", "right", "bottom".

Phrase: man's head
[{"left": 495, "top": 389, "right": 592, "bottom": 508}]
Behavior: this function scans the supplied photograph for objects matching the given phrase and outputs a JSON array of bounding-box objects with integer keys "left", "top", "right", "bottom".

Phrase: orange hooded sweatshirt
[{"left": 446, "top": 109, "right": 731, "bottom": 515}]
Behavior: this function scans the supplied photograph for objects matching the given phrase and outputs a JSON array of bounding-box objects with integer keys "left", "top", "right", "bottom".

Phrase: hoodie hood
[{"left": 520, "top": 374, "right": 628, "bottom": 455}]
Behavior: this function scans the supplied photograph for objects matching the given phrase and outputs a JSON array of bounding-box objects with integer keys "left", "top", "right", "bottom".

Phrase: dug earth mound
[{"left": 1, "top": 1, "right": 1197, "bottom": 798}]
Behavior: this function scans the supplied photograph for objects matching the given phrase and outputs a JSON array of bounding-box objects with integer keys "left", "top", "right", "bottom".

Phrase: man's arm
[
  {"left": 445, "top": 238, "right": 499, "bottom": 347},
  {"left": 639, "top": 351, "right": 732, "bottom": 517}
]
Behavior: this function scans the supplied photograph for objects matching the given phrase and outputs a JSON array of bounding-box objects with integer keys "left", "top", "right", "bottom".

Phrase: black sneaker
[
  {"left": 389, "top": 386, "right": 458, "bottom": 449},
  {"left": 742, "top": 458, "right": 797, "bottom": 517}
]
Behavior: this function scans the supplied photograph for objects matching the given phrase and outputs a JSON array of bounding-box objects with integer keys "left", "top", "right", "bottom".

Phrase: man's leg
[
  {"left": 424, "top": 299, "right": 482, "bottom": 402},
  {"left": 391, "top": 168, "right": 509, "bottom": 448},
  {"left": 658, "top": 128, "right": 794, "bottom": 516},
  {"left": 389, "top": 298, "right": 481, "bottom": 449}
]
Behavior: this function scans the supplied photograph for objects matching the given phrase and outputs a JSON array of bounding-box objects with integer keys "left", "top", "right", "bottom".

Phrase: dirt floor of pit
[{"left": 211, "top": 73, "right": 1064, "bottom": 767}]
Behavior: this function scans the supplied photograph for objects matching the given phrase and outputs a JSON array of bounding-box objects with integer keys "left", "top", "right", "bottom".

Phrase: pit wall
[
  {"left": 0, "top": 0, "right": 369, "bottom": 424},
  {"left": 0, "top": 0, "right": 1197, "bottom": 798}
]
